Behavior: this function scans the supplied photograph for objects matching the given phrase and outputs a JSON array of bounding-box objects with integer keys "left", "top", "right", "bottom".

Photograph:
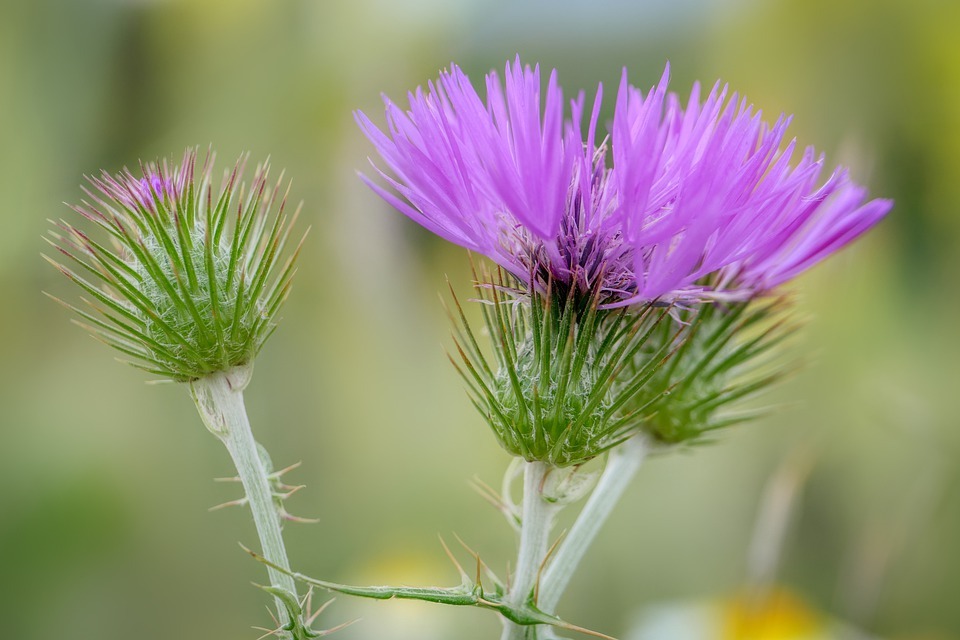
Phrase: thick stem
[
  {"left": 538, "top": 435, "right": 649, "bottom": 614},
  {"left": 501, "top": 461, "right": 562, "bottom": 640},
  {"left": 190, "top": 365, "right": 299, "bottom": 637}
]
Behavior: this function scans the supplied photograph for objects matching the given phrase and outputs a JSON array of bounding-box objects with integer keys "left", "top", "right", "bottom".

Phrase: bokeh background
[{"left": 2, "top": 0, "right": 958, "bottom": 638}]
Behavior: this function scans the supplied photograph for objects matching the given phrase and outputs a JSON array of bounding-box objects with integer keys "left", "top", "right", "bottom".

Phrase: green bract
[
  {"left": 449, "top": 268, "right": 798, "bottom": 465},
  {"left": 46, "top": 149, "right": 304, "bottom": 382},
  {"left": 636, "top": 298, "right": 797, "bottom": 445},
  {"left": 449, "top": 269, "right": 676, "bottom": 467}
]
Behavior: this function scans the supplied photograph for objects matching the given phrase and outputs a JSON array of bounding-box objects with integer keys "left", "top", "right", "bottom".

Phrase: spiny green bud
[
  {"left": 636, "top": 297, "right": 798, "bottom": 445},
  {"left": 448, "top": 269, "right": 676, "bottom": 467},
  {"left": 45, "top": 148, "right": 306, "bottom": 382}
]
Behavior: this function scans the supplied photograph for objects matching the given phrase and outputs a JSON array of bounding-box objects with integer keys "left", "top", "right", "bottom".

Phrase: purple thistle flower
[
  {"left": 356, "top": 58, "right": 891, "bottom": 305},
  {"left": 105, "top": 161, "right": 185, "bottom": 212}
]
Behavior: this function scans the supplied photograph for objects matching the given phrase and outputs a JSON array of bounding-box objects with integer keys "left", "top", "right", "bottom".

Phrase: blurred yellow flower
[{"left": 722, "top": 588, "right": 822, "bottom": 640}]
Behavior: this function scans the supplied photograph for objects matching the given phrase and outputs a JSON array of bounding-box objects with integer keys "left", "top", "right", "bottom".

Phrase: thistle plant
[
  {"left": 239, "top": 59, "right": 890, "bottom": 639},
  {"left": 45, "top": 148, "right": 326, "bottom": 639}
]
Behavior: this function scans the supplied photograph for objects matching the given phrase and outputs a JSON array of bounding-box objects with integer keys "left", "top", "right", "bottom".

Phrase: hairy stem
[
  {"left": 538, "top": 435, "right": 649, "bottom": 614},
  {"left": 501, "top": 461, "right": 562, "bottom": 640},
  {"left": 190, "top": 364, "right": 299, "bottom": 638}
]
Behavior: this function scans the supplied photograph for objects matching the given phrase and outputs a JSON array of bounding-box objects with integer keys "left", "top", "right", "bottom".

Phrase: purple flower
[
  {"left": 356, "top": 58, "right": 891, "bottom": 305},
  {"left": 98, "top": 160, "right": 186, "bottom": 212}
]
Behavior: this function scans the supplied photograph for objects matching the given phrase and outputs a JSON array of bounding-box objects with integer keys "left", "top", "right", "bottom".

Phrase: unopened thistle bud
[{"left": 45, "top": 148, "right": 304, "bottom": 382}]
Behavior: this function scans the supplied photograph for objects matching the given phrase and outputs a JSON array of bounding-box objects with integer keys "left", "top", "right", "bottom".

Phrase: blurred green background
[{"left": 1, "top": 0, "right": 958, "bottom": 638}]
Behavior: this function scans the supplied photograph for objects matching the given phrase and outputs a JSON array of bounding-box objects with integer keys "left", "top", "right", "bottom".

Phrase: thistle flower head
[
  {"left": 360, "top": 59, "right": 892, "bottom": 462},
  {"left": 46, "top": 148, "right": 304, "bottom": 382},
  {"left": 357, "top": 57, "right": 891, "bottom": 306}
]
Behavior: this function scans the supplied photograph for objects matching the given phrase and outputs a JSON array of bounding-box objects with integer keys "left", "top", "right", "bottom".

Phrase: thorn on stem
[
  {"left": 438, "top": 535, "right": 470, "bottom": 583},
  {"left": 209, "top": 497, "right": 249, "bottom": 511}
]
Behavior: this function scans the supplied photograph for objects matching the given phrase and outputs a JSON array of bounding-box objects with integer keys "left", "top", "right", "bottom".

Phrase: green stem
[
  {"left": 189, "top": 364, "right": 299, "bottom": 638},
  {"left": 501, "top": 461, "right": 562, "bottom": 640},
  {"left": 538, "top": 435, "right": 649, "bottom": 615}
]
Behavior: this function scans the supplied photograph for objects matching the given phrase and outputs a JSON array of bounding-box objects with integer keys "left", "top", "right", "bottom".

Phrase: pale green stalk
[
  {"left": 190, "top": 364, "right": 299, "bottom": 638},
  {"left": 538, "top": 435, "right": 649, "bottom": 615},
  {"left": 501, "top": 461, "right": 563, "bottom": 640}
]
